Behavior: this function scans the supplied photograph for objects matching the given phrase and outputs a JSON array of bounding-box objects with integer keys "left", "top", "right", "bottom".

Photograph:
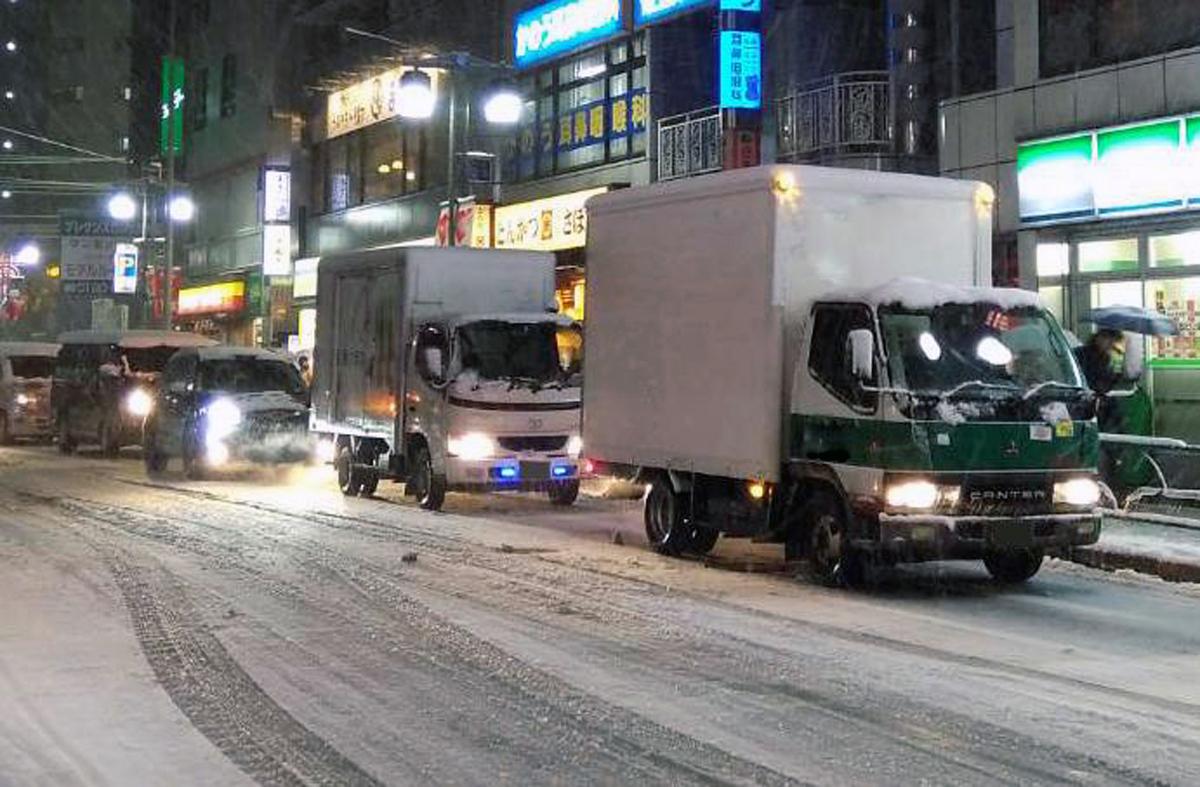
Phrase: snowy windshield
[
  {"left": 198, "top": 358, "right": 306, "bottom": 396},
  {"left": 879, "top": 304, "right": 1082, "bottom": 397},
  {"left": 454, "top": 320, "right": 581, "bottom": 386},
  {"left": 124, "top": 346, "right": 181, "bottom": 374},
  {"left": 9, "top": 356, "right": 54, "bottom": 379}
]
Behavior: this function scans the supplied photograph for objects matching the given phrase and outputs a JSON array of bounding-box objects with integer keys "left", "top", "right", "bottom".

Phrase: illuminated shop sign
[
  {"left": 494, "top": 187, "right": 608, "bottom": 252},
  {"left": 719, "top": 30, "right": 761, "bottom": 109},
  {"left": 635, "top": 0, "right": 708, "bottom": 25},
  {"left": 516, "top": 89, "right": 648, "bottom": 172},
  {"left": 325, "top": 66, "right": 441, "bottom": 139},
  {"left": 1018, "top": 114, "right": 1200, "bottom": 222},
  {"left": 177, "top": 280, "right": 246, "bottom": 317},
  {"left": 292, "top": 257, "right": 319, "bottom": 299},
  {"left": 112, "top": 243, "right": 138, "bottom": 294},
  {"left": 263, "top": 168, "right": 291, "bottom": 223},
  {"left": 514, "top": 0, "right": 623, "bottom": 69}
]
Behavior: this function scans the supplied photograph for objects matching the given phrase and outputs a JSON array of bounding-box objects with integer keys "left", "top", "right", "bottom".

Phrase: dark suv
[
  {"left": 143, "top": 346, "right": 312, "bottom": 478},
  {"left": 53, "top": 330, "right": 216, "bottom": 456}
]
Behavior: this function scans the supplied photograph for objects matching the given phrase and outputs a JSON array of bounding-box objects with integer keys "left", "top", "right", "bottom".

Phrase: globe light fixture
[
  {"left": 396, "top": 70, "right": 435, "bottom": 120},
  {"left": 168, "top": 194, "right": 195, "bottom": 222},
  {"left": 14, "top": 242, "right": 39, "bottom": 266},
  {"left": 482, "top": 84, "right": 522, "bottom": 125},
  {"left": 108, "top": 192, "right": 137, "bottom": 221}
]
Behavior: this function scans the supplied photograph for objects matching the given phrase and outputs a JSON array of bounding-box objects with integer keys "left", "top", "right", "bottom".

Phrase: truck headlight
[
  {"left": 566, "top": 435, "right": 583, "bottom": 457},
  {"left": 124, "top": 387, "right": 154, "bottom": 417},
  {"left": 14, "top": 393, "right": 31, "bottom": 406},
  {"left": 885, "top": 480, "right": 959, "bottom": 511},
  {"left": 447, "top": 432, "right": 495, "bottom": 460},
  {"left": 205, "top": 398, "right": 242, "bottom": 441},
  {"left": 1054, "top": 478, "right": 1100, "bottom": 507}
]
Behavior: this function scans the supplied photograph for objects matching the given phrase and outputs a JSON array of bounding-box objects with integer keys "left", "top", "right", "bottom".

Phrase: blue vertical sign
[
  {"left": 719, "top": 0, "right": 760, "bottom": 9},
  {"left": 719, "top": 31, "right": 761, "bottom": 109}
]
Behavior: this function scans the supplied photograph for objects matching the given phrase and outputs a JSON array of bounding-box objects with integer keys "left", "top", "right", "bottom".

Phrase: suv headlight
[
  {"left": 14, "top": 393, "right": 31, "bottom": 406},
  {"left": 566, "top": 435, "right": 583, "bottom": 457},
  {"left": 1054, "top": 478, "right": 1100, "bottom": 507},
  {"left": 205, "top": 398, "right": 242, "bottom": 441},
  {"left": 447, "top": 432, "right": 495, "bottom": 460},
  {"left": 885, "top": 479, "right": 960, "bottom": 511},
  {"left": 124, "top": 387, "right": 154, "bottom": 417}
]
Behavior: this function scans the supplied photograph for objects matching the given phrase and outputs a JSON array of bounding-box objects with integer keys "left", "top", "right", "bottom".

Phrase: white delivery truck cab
[
  {"left": 311, "top": 247, "right": 585, "bottom": 510},
  {"left": 584, "top": 166, "right": 1101, "bottom": 584}
]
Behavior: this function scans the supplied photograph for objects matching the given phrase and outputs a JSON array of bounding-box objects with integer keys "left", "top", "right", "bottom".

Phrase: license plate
[
  {"left": 989, "top": 520, "right": 1034, "bottom": 548},
  {"left": 520, "top": 462, "right": 550, "bottom": 481}
]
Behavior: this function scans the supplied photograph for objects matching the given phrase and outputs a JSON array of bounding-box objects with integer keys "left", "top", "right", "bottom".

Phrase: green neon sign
[{"left": 160, "top": 56, "right": 185, "bottom": 154}]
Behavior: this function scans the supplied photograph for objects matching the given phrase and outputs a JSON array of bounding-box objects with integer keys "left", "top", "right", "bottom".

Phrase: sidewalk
[{"left": 1068, "top": 512, "right": 1200, "bottom": 583}]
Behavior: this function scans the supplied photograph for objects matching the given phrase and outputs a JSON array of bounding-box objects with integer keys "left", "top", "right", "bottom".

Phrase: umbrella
[{"left": 1081, "top": 305, "right": 1178, "bottom": 336}]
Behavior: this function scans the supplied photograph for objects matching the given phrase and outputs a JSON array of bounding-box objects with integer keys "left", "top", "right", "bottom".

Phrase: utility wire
[{"left": 0, "top": 125, "right": 125, "bottom": 162}]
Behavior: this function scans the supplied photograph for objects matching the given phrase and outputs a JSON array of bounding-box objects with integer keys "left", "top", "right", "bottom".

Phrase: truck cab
[
  {"left": 789, "top": 284, "right": 1101, "bottom": 583},
  {"left": 0, "top": 342, "right": 59, "bottom": 443}
]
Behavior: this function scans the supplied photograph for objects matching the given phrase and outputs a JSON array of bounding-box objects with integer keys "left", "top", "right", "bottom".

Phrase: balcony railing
[
  {"left": 777, "top": 72, "right": 891, "bottom": 162},
  {"left": 657, "top": 106, "right": 722, "bottom": 181}
]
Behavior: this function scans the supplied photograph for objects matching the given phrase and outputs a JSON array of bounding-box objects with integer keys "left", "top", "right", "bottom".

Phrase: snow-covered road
[{"left": 2, "top": 444, "right": 1199, "bottom": 785}]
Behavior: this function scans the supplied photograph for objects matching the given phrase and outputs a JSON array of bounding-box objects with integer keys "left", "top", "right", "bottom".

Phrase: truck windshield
[
  {"left": 199, "top": 358, "right": 306, "bottom": 395},
  {"left": 124, "top": 346, "right": 182, "bottom": 374},
  {"left": 879, "top": 304, "right": 1081, "bottom": 398},
  {"left": 455, "top": 320, "right": 581, "bottom": 386},
  {"left": 10, "top": 356, "right": 55, "bottom": 378}
]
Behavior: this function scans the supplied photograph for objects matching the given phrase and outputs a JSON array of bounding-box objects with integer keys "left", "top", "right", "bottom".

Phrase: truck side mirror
[
  {"left": 847, "top": 329, "right": 875, "bottom": 381},
  {"left": 423, "top": 347, "right": 445, "bottom": 384}
]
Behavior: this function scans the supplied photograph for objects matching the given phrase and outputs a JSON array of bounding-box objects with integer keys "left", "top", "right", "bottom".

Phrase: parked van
[
  {"left": 0, "top": 342, "right": 59, "bottom": 443},
  {"left": 53, "top": 330, "right": 216, "bottom": 455}
]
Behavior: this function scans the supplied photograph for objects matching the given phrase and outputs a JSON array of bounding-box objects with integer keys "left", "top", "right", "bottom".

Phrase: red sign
[
  {"left": 723, "top": 128, "right": 761, "bottom": 170},
  {"left": 149, "top": 268, "right": 183, "bottom": 320}
]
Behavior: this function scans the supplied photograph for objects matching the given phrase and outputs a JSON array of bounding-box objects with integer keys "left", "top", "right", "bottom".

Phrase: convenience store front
[{"left": 1020, "top": 115, "right": 1200, "bottom": 440}]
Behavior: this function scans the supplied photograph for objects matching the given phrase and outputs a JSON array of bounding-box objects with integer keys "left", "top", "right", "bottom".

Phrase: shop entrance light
[
  {"left": 397, "top": 70, "right": 435, "bottom": 119},
  {"left": 482, "top": 83, "right": 522, "bottom": 125}
]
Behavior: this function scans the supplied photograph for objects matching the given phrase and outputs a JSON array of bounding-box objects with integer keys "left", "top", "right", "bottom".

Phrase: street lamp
[
  {"left": 14, "top": 242, "right": 39, "bottom": 266},
  {"left": 168, "top": 194, "right": 195, "bottom": 223},
  {"left": 482, "top": 84, "right": 523, "bottom": 125},
  {"left": 107, "top": 192, "right": 138, "bottom": 222},
  {"left": 397, "top": 70, "right": 435, "bottom": 119}
]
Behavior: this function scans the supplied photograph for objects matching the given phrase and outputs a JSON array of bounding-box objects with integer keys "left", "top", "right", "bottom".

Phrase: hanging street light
[
  {"left": 482, "top": 84, "right": 523, "bottom": 125},
  {"left": 168, "top": 194, "right": 195, "bottom": 222},
  {"left": 397, "top": 70, "right": 435, "bottom": 119},
  {"left": 14, "top": 242, "right": 39, "bottom": 266},
  {"left": 108, "top": 192, "right": 138, "bottom": 221}
]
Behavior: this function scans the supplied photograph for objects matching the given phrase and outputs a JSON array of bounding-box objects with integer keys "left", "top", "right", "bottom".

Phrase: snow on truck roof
[
  {"left": 57, "top": 329, "right": 218, "bottom": 348},
  {"left": 450, "top": 312, "right": 577, "bottom": 328},
  {"left": 0, "top": 341, "right": 59, "bottom": 357},
  {"left": 829, "top": 278, "right": 1044, "bottom": 311},
  {"left": 194, "top": 346, "right": 292, "bottom": 362},
  {"left": 587, "top": 164, "right": 987, "bottom": 215}
]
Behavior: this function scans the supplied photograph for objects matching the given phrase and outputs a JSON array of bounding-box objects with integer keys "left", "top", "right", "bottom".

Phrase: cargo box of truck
[{"left": 584, "top": 166, "right": 1102, "bottom": 584}]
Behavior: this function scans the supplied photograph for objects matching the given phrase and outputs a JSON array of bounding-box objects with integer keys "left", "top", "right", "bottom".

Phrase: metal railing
[
  {"left": 776, "top": 71, "right": 891, "bottom": 162},
  {"left": 657, "top": 106, "right": 722, "bottom": 182}
]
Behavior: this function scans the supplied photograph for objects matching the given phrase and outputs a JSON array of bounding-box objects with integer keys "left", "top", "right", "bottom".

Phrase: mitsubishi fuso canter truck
[
  {"left": 311, "top": 247, "right": 585, "bottom": 510},
  {"left": 583, "top": 166, "right": 1102, "bottom": 584}
]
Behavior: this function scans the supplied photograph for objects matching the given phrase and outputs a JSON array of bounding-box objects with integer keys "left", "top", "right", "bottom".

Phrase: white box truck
[
  {"left": 584, "top": 166, "right": 1102, "bottom": 584},
  {"left": 312, "top": 247, "right": 585, "bottom": 509}
]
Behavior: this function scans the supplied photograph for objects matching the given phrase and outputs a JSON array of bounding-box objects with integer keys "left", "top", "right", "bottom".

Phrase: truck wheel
[
  {"left": 182, "top": 433, "right": 206, "bottom": 481},
  {"left": 802, "top": 490, "right": 868, "bottom": 587},
  {"left": 689, "top": 527, "right": 719, "bottom": 556},
  {"left": 359, "top": 468, "right": 380, "bottom": 498},
  {"left": 547, "top": 479, "right": 580, "bottom": 506},
  {"left": 0, "top": 412, "right": 10, "bottom": 445},
  {"left": 99, "top": 417, "right": 120, "bottom": 458},
  {"left": 336, "top": 446, "right": 363, "bottom": 496},
  {"left": 409, "top": 446, "right": 445, "bottom": 511},
  {"left": 983, "top": 549, "right": 1044, "bottom": 584},
  {"left": 57, "top": 416, "right": 76, "bottom": 455},
  {"left": 644, "top": 478, "right": 695, "bottom": 556},
  {"left": 143, "top": 426, "right": 168, "bottom": 476}
]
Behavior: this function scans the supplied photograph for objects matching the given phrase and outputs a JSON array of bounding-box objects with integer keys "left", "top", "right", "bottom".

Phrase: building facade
[{"left": 940, "top": 0, "right": 1200, "bottom": 439}]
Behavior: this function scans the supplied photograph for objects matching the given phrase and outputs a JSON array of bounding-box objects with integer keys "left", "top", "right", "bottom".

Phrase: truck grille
[
  {"left": 958, "top": 475, "right": 1052, "bottom": 517},
  {"left": 498, "top": 435, "right": 568, "bottom": 453},
  {"left": 244, "top": 411, "right": 308, "bottom": 438}
]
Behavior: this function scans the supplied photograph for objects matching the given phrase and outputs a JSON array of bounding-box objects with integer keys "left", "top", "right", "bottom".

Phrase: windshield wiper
[
  {"left": 1021, "top": 380, "right": 1090, "bottom": 401},
  {"left": 939, "top": 379, "right": 1020, "bottom": 401}
]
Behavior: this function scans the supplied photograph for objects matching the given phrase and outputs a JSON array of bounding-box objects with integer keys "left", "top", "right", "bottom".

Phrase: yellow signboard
[
  {"left": 177, "top": 280, "right": 246, "bottom": 316},
  {"left": 493, "top": 187, "right": 608, "bottom": 252},
  {"left": 325, "top": 67, "right": 441, "bottom": 140}
]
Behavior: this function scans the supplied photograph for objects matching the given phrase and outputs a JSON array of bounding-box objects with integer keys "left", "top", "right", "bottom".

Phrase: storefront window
[
  {"left": 364, "top": 122, "right": 407, "bottom": 203},
  {"left": 313, "top": 120, "right": 431, "bottom": 215},
  {"left": 328, "top": 137, "right": 350, "bottom": 212},
  {"left": 1078, "top": 237, "right": 1138, "bottom": 273},
  {"left": 1146, "top": 277, "right": 1200, "bottom": 359},
  {"left": 1090, "top": 280, "right": 1144, "bottom": 310},
  {"left": 1150, "top": 231, "right": 1200, "bottom": 268},
  {"left": 1039, "top": 285, "right": 1065, "bottom": 324},
  {"left": 1036, "top": 242, "right": 1069, "bottom": 277}
]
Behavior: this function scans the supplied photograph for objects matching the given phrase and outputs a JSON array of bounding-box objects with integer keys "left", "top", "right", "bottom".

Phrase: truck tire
[
  {"left": 409, "top": 446, "right": 445, "bottom": 511},
  {"left": 547, "top": 479, "right": 580, "bottom": 506},
  {"left": 689, "top": 527, "right": 719, "bottom": 556},
  {"left": 0, "top": 412, "right": 10, "bottom": 445},
  {"left": 801, "top": 490, "right": 868, "bottom": 587},
  {"left": 983, "top": 549, "right": 1044, "bottom": 584},
  {"left": 644, "top": 478, "right": 695, "bottom": 556},
  {"left": 336, "top": 446, "right": 363, "bottom": 496},
  {"left": 99, "top": 416, "right": 121, "bottom": 458},
  {"left": 143, "top": 424, "right": 168, "bottom": 476},
  {"left": 57, "top": 415, "right": 76, "bottom": 455},
  {"left": 359, "top": 468, "right": 380, "bottom": 498}
]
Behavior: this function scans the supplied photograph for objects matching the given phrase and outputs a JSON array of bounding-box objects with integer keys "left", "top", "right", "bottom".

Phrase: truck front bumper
[
  {"left": 870, "top": 511, "right": 1101, "bottom": 561},
  {"left": 447, "top": 456, "right": 583, "bottom": 491}
]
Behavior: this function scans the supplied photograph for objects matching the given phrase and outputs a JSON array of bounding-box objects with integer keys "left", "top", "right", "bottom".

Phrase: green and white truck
[{"left": 583, "top": 166, "right": 1101, "bottom": 583}]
